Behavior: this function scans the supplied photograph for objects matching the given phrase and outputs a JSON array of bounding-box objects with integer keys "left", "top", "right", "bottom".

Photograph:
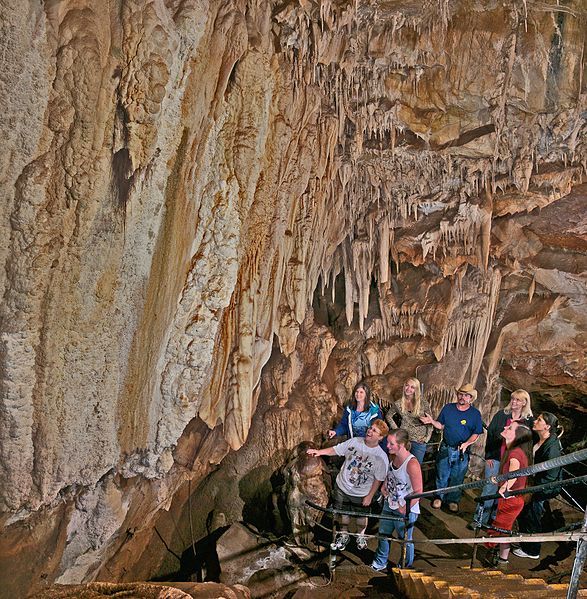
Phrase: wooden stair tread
[{"left": 392, "top": 565, "right": 580, "bottom": 599}]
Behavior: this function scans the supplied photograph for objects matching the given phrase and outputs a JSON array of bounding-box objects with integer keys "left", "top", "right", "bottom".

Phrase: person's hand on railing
[{"left": 498, "top": 483, "right": 513, "bottom": 498}]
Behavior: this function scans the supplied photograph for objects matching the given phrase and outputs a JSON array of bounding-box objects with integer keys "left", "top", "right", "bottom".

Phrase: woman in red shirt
[{"left": 485, "top": 420, "right": 533, "bottom": 569}]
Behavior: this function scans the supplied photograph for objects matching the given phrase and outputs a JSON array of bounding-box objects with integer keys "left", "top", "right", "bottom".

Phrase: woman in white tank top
[{"left": 371, "top": 429, "right": 423, "bottom": 571}]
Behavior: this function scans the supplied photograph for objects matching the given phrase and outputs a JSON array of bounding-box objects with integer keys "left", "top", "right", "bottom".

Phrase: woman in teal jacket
[{"left": 328, "top": 382, "right": 383, "bottom": 439}]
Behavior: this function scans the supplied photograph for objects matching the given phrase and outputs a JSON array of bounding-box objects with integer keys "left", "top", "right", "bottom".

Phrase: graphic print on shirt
[
  {"left": 344, "top": 444, "right": 377, "bottom": 487},
  {"left": 385, "top": 464, "right": 409, "bottom": 505},
  {"left": 352, "top": 411, "right": 371, "bottom": 437}
]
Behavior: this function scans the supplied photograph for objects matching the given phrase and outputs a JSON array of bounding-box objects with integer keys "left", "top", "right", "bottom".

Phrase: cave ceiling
[{"left": 0, "top": 0, "right": 585, "bottom": 594}]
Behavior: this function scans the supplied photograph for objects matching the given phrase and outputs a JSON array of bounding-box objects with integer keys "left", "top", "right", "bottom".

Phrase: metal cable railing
[
  {"left": 404, "top": 448, "right": 587, "bottom": 599},
  {"left": 474, "top": 473, "right": 587, "bottom": 503},
  {"left": 303, "top": 448, "right": 587, "bottom": 599},
  {"left": 305, "top": 500, "right": 404, "bottom": 523},
  {"left": 405, "top": 448, "right": 587, "bottom": 503}
]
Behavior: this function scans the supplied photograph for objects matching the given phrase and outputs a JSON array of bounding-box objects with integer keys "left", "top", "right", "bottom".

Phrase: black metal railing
[
  {"left": 404, "top": 447, "right": 587, "bottom": 599},
  {"left": 304, "top": 448, "right": 587, "bottom": 599}
]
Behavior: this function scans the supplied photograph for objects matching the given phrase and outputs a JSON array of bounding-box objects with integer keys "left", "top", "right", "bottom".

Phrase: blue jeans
[
  {"left": 435, "top": 444, "right": 469, "bottom": 504},
  {"left": 372, "top": 503, "right": 418, "bottom": 568},
  {"left": 473, "top": 459, "right": 500, "bottom": 525},
  {"left": 410, "top": 441, "right": 427, "bottom": 464}
]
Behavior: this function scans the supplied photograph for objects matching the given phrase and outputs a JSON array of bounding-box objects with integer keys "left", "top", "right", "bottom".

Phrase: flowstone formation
[{"left": 0, "top": 0, "right": 585, "bottom": 596}]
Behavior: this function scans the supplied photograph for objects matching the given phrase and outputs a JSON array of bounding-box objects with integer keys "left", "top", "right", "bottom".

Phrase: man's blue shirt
[{"left": 438, "top": 402, "right": 483, "bottom": 447}]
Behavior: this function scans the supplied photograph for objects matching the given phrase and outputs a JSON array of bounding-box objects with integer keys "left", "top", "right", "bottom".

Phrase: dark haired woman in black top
[{"left": 512, "top": 412, "right": 563, "bottom": 560}]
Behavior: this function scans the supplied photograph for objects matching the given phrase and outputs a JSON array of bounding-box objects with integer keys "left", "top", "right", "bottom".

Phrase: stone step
[
  {"left": 393, "top": 569, "right": 481, "bottom": 599},
  {"left": 392, "top": 566, "right": 587, "bottom": 599}
]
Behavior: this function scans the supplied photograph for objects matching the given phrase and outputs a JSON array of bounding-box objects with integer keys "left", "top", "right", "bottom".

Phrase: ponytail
[
  {"left": 541, "top": 412, "right": 564, "bottom": 439},
  {"left": 391, "top": 428, "right": 411, "bottom": 452}
]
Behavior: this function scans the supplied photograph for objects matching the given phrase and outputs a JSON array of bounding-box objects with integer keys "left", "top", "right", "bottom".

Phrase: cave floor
[{"left": 285, "top": 489, "right": 586, "bottom": 599}]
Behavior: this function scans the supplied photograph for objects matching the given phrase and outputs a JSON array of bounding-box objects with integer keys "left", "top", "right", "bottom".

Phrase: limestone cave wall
[{"left": 0, "top": 0, "right": 585, "bottom": 596}]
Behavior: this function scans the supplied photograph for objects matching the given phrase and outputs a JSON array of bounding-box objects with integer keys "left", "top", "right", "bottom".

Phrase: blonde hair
[
  {"left": 505, "top": 389, "right": 533, "bottom": 419},
  {"left": 371, "top": 418, "right": 390, "bottom": 437},
  {"left": 401, "top": 377, "right": 422, "bottom": 414}
]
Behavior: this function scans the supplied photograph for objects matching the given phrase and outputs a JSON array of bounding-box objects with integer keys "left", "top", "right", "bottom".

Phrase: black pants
[{"left": 518, "top": 499, "right": 545, "bottom": 557}]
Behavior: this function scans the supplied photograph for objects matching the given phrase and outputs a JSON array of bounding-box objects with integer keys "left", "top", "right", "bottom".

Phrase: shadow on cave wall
[
  {"left": 239, "top": 465, "right": 278, "bottom": 533},
  {"left": 150, "top": 515, "right": 229, "bottom": 583}
]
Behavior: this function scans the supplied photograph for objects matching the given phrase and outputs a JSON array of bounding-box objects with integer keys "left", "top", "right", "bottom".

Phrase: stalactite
[{"left": 425, "top": 387, "right": 456, "bottom": 415}]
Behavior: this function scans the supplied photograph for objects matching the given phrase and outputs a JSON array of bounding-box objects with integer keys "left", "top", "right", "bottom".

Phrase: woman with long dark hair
[
  {"left": 485, "top": 420, "right": 533, "bottom": 569},
  {"left": 512, "top": 412, "right": 564, "bottom": 560},
  {"left": 328, "top": 381, "right": 383, "bottom": 440}
]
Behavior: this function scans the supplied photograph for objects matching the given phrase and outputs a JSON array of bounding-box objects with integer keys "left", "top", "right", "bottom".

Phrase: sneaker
[
  {"left": 512, "top": 547, "right": 540, "bottom": 560},
  {"left": 371, "top": 562, "right": 387, "bottom": 572},
  {"left": 431, "top": 498, "right": 442, "bottom": 509},
  {"left": 448, "top": 502, "right": 459, "bottom": 513},
  {"left": 330, "top": 532, "right": 350, "bottom": 551},
  {"left": 495, "top": 557, "right": 509, "bottom": 571},
  {"left": 356, "top": 534, "right": 368, "bottom": 550}
]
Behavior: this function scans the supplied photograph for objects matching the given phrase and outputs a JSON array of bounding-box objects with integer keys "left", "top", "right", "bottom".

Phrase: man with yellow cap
[{"left": 420, "top": 383, "right": 483, "bottom": 512}]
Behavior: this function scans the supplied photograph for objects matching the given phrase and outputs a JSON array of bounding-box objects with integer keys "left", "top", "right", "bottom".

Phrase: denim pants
[
  {"left": 435, "top": 444, "right": 469, "bottom": 503},
  {"left": 372, "top": 503, "right": 418, "bottom": 568},
  {"left": 410, "top": 441, "right": 427, "bottom": 465},
  {"left": 473, "top": 459, "right": 500, "bottom": 525}
]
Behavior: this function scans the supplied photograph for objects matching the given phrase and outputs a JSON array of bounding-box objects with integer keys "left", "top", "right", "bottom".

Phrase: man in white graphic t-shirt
[{"left": 307, "top": 419, "right": 389, "bottom": 550}]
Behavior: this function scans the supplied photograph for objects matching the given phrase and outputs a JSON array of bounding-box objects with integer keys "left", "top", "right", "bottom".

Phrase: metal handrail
[
  {"left": 403, "top": 448, "right": 587, "bottom": 598},
  {"left": 475, "top": 474, "right": 587, "bottom": 503},
  {"left": 304, "top": 499, "right": 404, "bottom": 522},
  {"left": 303, "top": 449, "right": 587, "bottom": 598},
  {"left": 405, "top": 448, "right": 587, "bottom": 502}
]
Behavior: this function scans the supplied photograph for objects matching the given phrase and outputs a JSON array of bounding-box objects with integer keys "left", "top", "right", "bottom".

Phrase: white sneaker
[
  {"left": 512, "top": 547, "right": 540, "bottom": 559},
  {"left": 371, "top": 562, "right": 387, "bottom": 572},
  {"left": 330, "top": 532, "right": 350, "bottom": 550},
  {"left": 356, "top": 534, "right": 368, "bottom": 550}
]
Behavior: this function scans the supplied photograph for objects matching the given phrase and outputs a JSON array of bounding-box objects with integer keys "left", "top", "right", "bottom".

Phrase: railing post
[
  {"left": 400, "top": 499, "right": 411, "bottom": 569},
  {"left": 470, "top": 504, "right": 484, "bottom": 568},
  {"left": 329, "top": 519, "right": 338, "bottom": 577},
  {"left": 566, "top": 506, "right": 587, "bottom": 599}
]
